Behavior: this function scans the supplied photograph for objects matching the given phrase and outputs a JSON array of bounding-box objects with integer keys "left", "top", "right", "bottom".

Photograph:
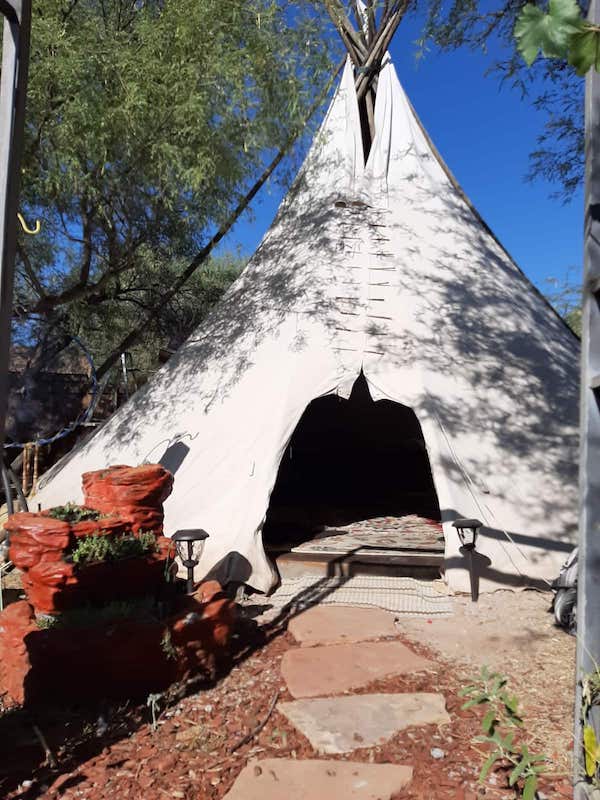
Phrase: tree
[
  {"left": 544, "top": 270, "right": 582, "bottom": 334},
  {"left": 418, "top": 0, "right": 585, "bottom": 200},
  {"left": 15, "top": 0, "right": 338, "bottom": 377}
]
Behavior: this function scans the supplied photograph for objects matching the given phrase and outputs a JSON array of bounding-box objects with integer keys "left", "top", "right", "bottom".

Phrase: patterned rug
[{"left": 289, "top": 514, "right": 444, "bottom": 555}]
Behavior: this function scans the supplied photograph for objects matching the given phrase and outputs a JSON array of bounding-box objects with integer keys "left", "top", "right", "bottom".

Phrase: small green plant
[
  {"left": 35, "top": 596, "right": 157, "bottom": 629},
  {"left": 71, "top": 534, "right": 112, "bottom": 565},
  {"left": 71, "top": 532, "right": 157, "bottom": 566},
  {"left": 460, "top": 666, "right": 547, "bottom": 799},
  {"left": 47, "top": 503, "right": 103, "bottom": 523}
]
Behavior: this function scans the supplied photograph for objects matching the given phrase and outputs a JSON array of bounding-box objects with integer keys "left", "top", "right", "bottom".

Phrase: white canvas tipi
[{"left": 32, "top": 50, "right": 579, "bottom": 594}]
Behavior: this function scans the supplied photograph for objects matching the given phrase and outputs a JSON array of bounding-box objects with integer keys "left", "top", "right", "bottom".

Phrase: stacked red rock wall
[
  {"left": 0, "top": 464, "right": 236, "bottom": 706},
  {"left": 0, "top": 584, "right": 235, "bottom": 706},
  {"left": 82, "top": 464, "right": 173, "bottom": 534},
  {"left": 6, "top": 512, "right": 174, "bottom": 614}
]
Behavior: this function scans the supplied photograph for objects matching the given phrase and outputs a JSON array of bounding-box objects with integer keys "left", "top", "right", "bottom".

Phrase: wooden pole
[
  {"left": 21, "top": 442, "right": 30, "bottom": 494},
  {"left": 323, "top": 0, "right": 367, "bottom": 63},
  {"left": 355, "top": 8, "right": 406, "bottom": 101},
  {"left": 365, "top": 87, "right": 376, "bottom": 145},
  {"left": 365, "top": 0, "right": 376, "bottom": 45},
  {"left": 349, "top": 0, "right": 368, "bottom": 49},
  {"left": 31, "top": 442, "right": 39, "bottom": 494}
]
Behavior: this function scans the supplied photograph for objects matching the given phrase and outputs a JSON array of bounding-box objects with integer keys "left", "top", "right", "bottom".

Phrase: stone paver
[
  {"left": 281, "top": 639, "right": 433, "bottom": 698},
  {"left": 222, "top": 758, "right": 413, "bottom": 799},
  {"left": 277, "top": 693, "right": 450, "bottom": 754},
  {"left": 288, "top": 605, "right": 399, "bottom": 647}
]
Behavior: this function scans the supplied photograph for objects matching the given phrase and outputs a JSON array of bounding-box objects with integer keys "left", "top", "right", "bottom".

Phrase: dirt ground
[
  {"left": 400, "top": 588, "right": 576, "bottom": 775},
  {"left": 0, "top": 585, "right": 575, "bottom": 800}
]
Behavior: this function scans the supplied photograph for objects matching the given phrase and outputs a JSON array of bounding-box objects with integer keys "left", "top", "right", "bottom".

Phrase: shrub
[
  {"left": 47, "top": 503, "right": 103, "bottom": 523},
  {"left": 36, "top": 596, "right": 157, "bottom": 629},
  {"left": 71, "top": 532, "right": 157, "bottom": 566}
]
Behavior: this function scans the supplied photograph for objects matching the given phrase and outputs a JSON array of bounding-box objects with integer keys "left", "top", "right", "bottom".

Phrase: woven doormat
[{"left": 258, "top": 574, "right": 452, "bottom": 618}]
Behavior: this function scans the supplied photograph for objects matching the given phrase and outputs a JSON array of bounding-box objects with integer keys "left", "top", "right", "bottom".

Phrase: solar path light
[
  {"left": 452, "top": 518, "right": 483, "bottom": 602},
  {"left": 172, "top": 529, "right": 209, "bottom": 593}
]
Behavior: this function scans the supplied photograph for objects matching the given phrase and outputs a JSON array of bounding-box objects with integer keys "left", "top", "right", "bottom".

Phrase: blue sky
[{"left": 219, "top": 12, "right": 584, "bottom": 300}]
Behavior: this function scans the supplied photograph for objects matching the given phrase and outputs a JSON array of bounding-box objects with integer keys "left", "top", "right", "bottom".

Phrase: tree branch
[
  {"left": 25, "top": 237, "right": 143, "bottom": 314},
  {"left": 78, "top": 206, "right": 94, "bottom": 285},
  {"left": 16, "top": 242, "right": 46, "bottom": 300}
]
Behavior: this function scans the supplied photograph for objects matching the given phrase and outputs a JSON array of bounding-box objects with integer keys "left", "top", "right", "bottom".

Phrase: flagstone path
[
  {"left": 223, "top": 604, "right": 452, "bottom": 798},
  {"left": 281, "top": 639, "right": 435, "bottom": 698},
  {"left": 288, "top": 604, "right": 399, "bottom": 646}
]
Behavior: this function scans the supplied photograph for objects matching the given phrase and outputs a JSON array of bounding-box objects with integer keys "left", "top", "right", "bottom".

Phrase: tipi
[{"left": 32, "top": 2, "right": 579, "bottom": 594}]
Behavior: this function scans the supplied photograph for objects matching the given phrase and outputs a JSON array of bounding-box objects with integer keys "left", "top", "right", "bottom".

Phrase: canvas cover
[{"left": 32, "top": 58, "right": 579, "bottom": 593}]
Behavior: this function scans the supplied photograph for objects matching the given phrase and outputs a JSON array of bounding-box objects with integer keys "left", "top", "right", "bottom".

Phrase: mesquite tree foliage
[
  {"left": 15, "top": 0, "right": 336, "bottom": 375},
  {"left": 418, "top": 0, "right": 585, "bottom": 200}
]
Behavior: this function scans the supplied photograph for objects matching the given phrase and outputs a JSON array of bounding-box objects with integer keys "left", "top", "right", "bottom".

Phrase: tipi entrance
[{"left": 262, "top": 373, "right": 445, "bottom": 575}]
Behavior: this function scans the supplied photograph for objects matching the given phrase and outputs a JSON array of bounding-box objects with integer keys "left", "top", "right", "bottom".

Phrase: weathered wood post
[
  {"left": 575, "top": 0, "right": 600, "bottom": 793},
  {"left": 0, "top": 0, "right": 31, "bottom": 455}
]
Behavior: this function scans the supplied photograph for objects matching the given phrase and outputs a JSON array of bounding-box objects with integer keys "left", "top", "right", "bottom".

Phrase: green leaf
[
  {"left": 479, "top": 752, "right": 499, "bottom": 783},
  {"left": 515, "top": 0, "right": 583, "bottom": 65},
  {"left": 569, "top": 27, "right": 600, "bottom": 75},
  {"left": 515, "top": 5, "right": 553, "bottom": 64},
  {"left": 462, "top": 695, "right": 487, "bottom": 710},
  {"left": 482, "top": 709, "right": 496, "bottom": 734},
  {"left": 530, "top": 753, "right": 548, "bottom": 762},
  {"left": 509, "top": 758, "right": 530, "bottom": 786},
  {"left": 504, "top": 695, "right": 520, "bottom": 715},
  {"left": 499, "top": 733, "right": 518, "bottom": 751},
  {"left": 522, "top": 774, "right": 538, "bottom": 800},
  {"left": 549, "top": 0, "right": 583, "bottom": 25}
]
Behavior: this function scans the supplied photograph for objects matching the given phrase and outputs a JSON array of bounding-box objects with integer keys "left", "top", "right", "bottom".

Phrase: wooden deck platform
[{"left": 266, "top": 514, "right": 445, "bottom": 578}]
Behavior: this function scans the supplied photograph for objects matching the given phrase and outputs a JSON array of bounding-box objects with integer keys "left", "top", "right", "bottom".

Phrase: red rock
[
  {"left": 0, "top": 468, "right": 235, "bottom": 705},
  {"left": 281, "top": 640, "right": 435, "bottom": 698},
  {"left": 82, "top": 464, "right": 173, "bottom": 534},
  {"left": 0, "top": 600, "right": 36, "bottom": 706},
  {"left": 289, "top": 606, "right": 399, "bottom": 647},
  {"left": 0, "top": 585, "right": 234, "bottom": 705},
  {"left": 223, "top": 759, "right": 413, "bottom": 799}
]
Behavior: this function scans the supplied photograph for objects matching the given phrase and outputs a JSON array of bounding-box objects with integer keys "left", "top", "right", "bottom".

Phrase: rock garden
[{"left": 0, "top": 464, "right": 235, "bottom": 707}]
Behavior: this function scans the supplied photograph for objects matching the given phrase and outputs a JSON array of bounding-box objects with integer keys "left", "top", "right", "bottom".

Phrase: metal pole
[
  {"left": 0, "top": 0, "right": 31, "bottom": 458},
  {"left": 575, "top": 0, "right": 600, "bottom": 793}
]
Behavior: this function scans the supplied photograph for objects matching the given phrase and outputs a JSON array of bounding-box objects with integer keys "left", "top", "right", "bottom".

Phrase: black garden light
[
  {"left": 172, "top": 529, "right": 209, "bottom": 593},
  {"left": 452, "top": 518, "right": 482, "bottom": 550},
  {"left": 452, "top": 518, "right": 483, "bottom": 602}
]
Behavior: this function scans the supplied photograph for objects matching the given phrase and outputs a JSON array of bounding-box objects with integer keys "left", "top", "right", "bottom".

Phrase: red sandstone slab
[
  {"left": 222, "top": 758, "right": 413, "bottom": 800},
  {"left": 281, "top": 640, "right": 433, "bottom": 698},
  {"left": 278, "top": 693, "right": 450, "bottom": 754},
  {"left": 288, "top": 605, "right": 398, "bottom": 647}
]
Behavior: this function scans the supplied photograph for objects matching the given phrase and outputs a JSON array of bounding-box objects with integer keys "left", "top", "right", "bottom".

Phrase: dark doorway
[{"left": 262, "top": 373, "right": 442, "bottom": 554}]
